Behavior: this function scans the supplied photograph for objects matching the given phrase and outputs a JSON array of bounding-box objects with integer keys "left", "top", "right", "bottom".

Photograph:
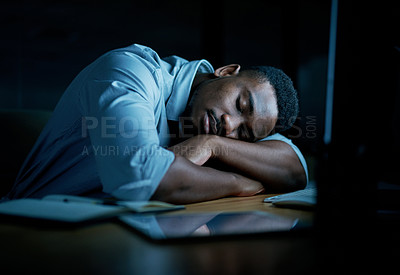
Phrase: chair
[{"left": 0, "top": 109, "right": 52, "bottom": 197}]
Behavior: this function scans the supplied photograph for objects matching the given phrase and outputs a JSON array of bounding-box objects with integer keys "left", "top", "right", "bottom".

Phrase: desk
[{"left": 0, "top": 194, "right": 317, "bottom": 274}]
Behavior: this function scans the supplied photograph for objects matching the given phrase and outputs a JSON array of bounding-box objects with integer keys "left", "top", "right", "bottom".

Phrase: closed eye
[
  {"left": 248, "top": 90, "right": 254, "bottom": 115},
  {"left": 236, "top": 96, "right": 243, "bottom": 113}
]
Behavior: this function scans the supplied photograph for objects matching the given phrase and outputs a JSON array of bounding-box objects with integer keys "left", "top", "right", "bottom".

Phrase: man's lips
[
  {"left": 203, "top": 112, "right": 210, "bottom": 134},
  {"left": 203, "top": 110, "right": 219, "bottom": 135}
]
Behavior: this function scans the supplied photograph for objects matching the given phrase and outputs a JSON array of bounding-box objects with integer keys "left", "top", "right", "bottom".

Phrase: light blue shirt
[{"left": 6, "top": 44, "right": 308, "bottom": 201}]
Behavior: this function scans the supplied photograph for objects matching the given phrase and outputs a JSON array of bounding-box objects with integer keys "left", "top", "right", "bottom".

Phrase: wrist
[
  {"left": 210, "top": 135, "right": 233, "bottom": 161},
  {"left": 208, "top": 135, "right": 223, "bottom": 159}
]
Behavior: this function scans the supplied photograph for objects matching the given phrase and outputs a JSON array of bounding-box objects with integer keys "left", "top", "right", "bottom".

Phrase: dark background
[
  {"left": 1, "top": 0, "right": 399, "bottom": 193},
  {"left": 0, "top": 0, "right": 333, "bottom": 169},
  {"left": 1, "top": 0, "right": 400, "bottom": 270}
]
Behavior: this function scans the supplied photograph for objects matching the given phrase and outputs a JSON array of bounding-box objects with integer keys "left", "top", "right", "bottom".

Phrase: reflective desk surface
[{"left": 0, "top": 194, "right": 318, "bottom": 274}]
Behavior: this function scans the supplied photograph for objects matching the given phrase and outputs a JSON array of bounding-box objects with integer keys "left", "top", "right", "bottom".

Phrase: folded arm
[
  {"left": 169, "top": 135, "right": 307, "bottom": 193},
  {"left": 151, "top": 154, "right": 265, "bottom": 204}
]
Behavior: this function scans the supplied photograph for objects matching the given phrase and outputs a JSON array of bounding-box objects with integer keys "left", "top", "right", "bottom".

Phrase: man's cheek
[{"left": 252, "top": 118, "right": 272, "bottom": 139}]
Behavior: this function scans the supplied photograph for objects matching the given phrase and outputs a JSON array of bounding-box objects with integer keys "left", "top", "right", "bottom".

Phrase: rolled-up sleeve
[
  {"left": 258, "top": 133, "right": 309, "bottom": 184},
  {"left": 79, "top": 54, "right": 175, "bottom": 201}
]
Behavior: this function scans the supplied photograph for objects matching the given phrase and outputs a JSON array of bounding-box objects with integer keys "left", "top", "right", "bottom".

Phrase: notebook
[{"left": 0, "top": 195, "right": 184, "bottom": 223}]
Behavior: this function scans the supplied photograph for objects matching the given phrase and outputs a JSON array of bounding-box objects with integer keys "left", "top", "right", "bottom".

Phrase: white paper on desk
[
  {"left": 43, "top": 195, "right": 185, "bottom": 213},
  {"left": 119, "top": 200, "right": 185, "bottom": 212},
  {"left": 0, "top": 198, "right": 126, "bottom": 223}
]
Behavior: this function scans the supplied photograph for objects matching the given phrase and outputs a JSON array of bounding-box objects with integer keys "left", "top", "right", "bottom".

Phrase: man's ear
[{"left": 214, "top": 64, "right": 241, "bottom": 77}]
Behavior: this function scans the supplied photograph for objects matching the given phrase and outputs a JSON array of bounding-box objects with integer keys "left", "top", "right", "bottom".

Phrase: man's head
[
  {"left": 243, "top": 66, "right": 299, "bottom": 134},
  {"left": 187, "top": 64, "right": 298, "bottom": 142}
]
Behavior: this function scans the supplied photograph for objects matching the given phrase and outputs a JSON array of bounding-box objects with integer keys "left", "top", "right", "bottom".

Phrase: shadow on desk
[
  {"left": 0, "top": 194, "right": 320, "bottom": 274},
  {"left": 1, "top": 193, "right": 399, "bottom": 274}
]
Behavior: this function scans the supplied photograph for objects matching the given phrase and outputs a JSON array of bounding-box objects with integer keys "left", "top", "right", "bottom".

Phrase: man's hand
[{"left": 168, "top": 135, "right": 218, "bottom": 166}]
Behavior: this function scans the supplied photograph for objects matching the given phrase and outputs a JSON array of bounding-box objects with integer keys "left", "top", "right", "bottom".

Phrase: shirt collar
[{"left": 166, "top": 59, "right": 213, "bottom": 121}]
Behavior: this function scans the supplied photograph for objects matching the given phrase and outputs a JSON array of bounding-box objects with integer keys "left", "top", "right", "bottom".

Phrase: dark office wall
[
  {"left": 0, "top": 0, "right": 205, "bottom": 109},
  {"left": 0, "top": 0, "right": 331, "bottom": 154}
]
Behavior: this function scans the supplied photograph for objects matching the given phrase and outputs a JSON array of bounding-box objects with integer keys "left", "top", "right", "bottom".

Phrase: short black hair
[{"left": 242, "top": 66, "right": 299, "bottom": 133}]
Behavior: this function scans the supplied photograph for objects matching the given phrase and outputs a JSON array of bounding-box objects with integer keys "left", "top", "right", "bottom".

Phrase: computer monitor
[{"left": 316, "top": 0, "right": 400, "bottom": 231}]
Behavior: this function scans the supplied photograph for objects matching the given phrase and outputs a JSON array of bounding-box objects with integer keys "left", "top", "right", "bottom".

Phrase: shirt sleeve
[
  {"left": 257, "top": 133, "right": 309, "bottom": 184},
  {"left": 79, "top": 53, "right": 175, "bottom": 201}
]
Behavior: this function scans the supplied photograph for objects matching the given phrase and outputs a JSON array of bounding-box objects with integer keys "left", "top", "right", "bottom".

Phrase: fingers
[{"left": 169, "top": 135, "right": 215, "bottom": 165}]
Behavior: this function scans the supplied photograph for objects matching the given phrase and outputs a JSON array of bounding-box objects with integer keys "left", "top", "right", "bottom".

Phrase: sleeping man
[{"left": 4, "top": 44, "right": 308, "bottom": 203}]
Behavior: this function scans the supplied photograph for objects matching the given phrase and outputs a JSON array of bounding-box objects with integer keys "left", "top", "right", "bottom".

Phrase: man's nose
[{"left": 221, "top": 114, "right": 241, "bottom": 137}]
